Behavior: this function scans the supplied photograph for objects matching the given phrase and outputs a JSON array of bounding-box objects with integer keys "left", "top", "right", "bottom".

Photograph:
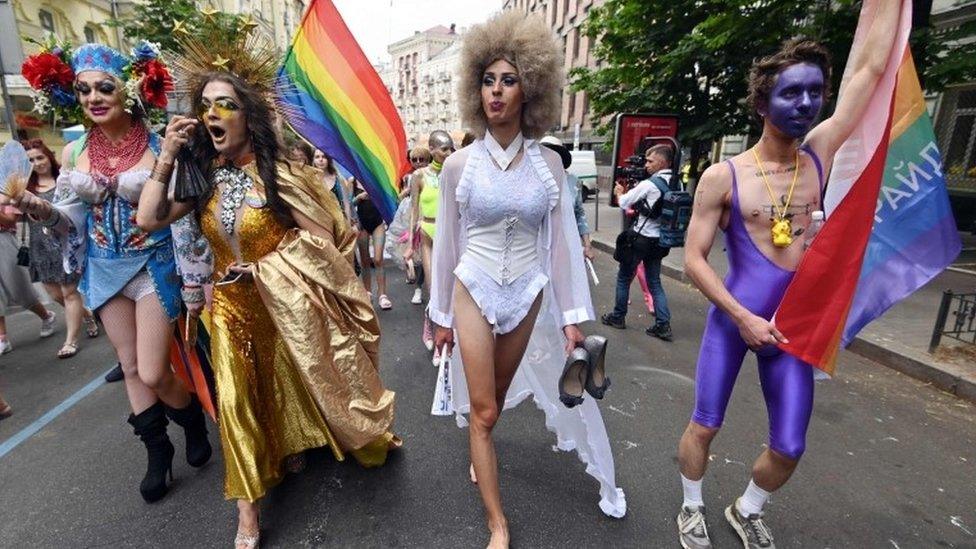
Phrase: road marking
[
  {"left": 0, "top": 365, "right": 114, "bottom": 460},
  {"left": 627, "top": 365, "right": 695, "bottom": 384}
]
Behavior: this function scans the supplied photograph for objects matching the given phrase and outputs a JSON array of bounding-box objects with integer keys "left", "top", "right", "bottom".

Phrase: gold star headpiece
[{"left": 168, "top": 11, "right": 281, "bottom": 100}]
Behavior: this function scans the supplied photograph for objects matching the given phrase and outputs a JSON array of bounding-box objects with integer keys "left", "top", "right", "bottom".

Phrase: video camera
[{"left": 614, "top": 154, "right": 648, "bottom": 189}]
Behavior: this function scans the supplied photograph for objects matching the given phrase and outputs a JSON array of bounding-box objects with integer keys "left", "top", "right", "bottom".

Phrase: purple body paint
[
  {"left": 690, "top": 152, "right": 824, "bottom": 460},
  {"left": 764, "top": 63, "right": 825, "bottom": 138}
]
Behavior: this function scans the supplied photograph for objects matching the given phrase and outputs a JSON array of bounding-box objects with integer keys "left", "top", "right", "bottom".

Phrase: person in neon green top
[{"left": 406, "top": 130, "right": 454, "bottom": 360}]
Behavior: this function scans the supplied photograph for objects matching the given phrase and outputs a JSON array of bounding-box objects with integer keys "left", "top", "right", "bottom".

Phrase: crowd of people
[{"left": 0, "top": 2, "right": 906, "bottom": 548}]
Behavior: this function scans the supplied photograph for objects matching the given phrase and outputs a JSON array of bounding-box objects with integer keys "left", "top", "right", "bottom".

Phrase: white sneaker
[
  {"left": 411, "top": 288, "right": 423, "bottom": 304},
  {"left": 0, "top": 339, "right": 11, "bottom": 355},
  {"left": 39, "top": 311, "right": 57, "bottom": 338}
]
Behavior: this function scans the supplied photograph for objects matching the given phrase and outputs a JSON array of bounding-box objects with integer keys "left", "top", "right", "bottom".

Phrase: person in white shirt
[{"left": 602, "top": 144, "right": 675, "bottom": 341}]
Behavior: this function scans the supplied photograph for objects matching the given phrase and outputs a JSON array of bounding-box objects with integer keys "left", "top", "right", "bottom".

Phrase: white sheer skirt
[{"left": 436, "top": 291, "right": 627, "bottom": 518}]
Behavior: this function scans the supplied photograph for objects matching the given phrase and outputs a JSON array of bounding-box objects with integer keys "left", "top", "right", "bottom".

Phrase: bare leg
[
  {"left": 455, "top": 281, "right": 543, "bottom": 549},
  {"left": 372, "top": 225, "right": 387, "bottom": 297},
  {"left": 42, "top": 283, "right": 65, "bottom": 307},
  {"left": 357, "top": 232, "right": 373, "bottom": 293},
  {"left": 236, "top": 499, "right": 260, "bottom": 548},
  {"left": 27, "top": 301, "right": 50, "bottom": 320},
  {"left": 678, "top": 421, "right": 720, "bottom": 481},
  {"left": 0, "top": 316, "right": 6, "bottom": 337},
  {"left": 420, "top": 233, "right": 433, "bottom": 295},
  {"left": 135, "top": 294, "right": 190, "bottom": 409},
  {"left": 751, "top": 449, "right": 799, "bottom": 492},
  {"left": 100, "top": 296, "right": 157, "bottom": 414},
  {"left": 60, "top": 282, "right": 85, "bottom": 347}
]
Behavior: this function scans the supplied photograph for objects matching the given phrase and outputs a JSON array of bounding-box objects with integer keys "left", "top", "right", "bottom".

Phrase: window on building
[
  {"left": 940, "top": 87, "right": 976, "bottom": 192},
  {"left": 573, "top": 27, "right": 580, "bottom": 60},
  {"left": 39, "top": 9, "right": 54, "bottom": 33},
  {"left": 84, "top": 26, "right": 96, "bottom": 44},
  {"left": 568, "top": 90, "right": 576, "bottom": 125}
]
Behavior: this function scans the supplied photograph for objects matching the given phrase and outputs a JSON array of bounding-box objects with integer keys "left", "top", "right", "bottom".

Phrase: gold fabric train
[{"left": 251, "top": 163, "right": 397, "bottom": 452}]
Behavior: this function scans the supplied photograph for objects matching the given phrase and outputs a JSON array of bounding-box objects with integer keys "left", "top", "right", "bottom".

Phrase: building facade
[
  {"left": 503, "top": 0, "right": 606, "bottom": 148},
  {"left": 931, "top": 0, "right": 976, "bottom": 230},
  {"left": 1, "top": 0, "right": 308, "bottom": 144},
  {"left": 385, "top": 25, "right": 462, "bottom": 146}
]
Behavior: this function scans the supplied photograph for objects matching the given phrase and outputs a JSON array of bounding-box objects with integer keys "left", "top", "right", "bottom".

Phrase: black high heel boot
[
  {"left": 165, "top": 395, "right": 212, "bottom": 468},
  {"left": 128, "top": 402, "right": 174, "bottom": 503}
]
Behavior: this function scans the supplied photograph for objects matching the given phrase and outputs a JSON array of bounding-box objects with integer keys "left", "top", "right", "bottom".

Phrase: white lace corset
[{"left": 460, "top": 159, "right": 549, "bottom": 285}]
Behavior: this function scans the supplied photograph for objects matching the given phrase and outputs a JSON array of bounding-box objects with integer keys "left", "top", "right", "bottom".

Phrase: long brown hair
[
  {"left": 189, "top": 72, "right": 292, "bottom": 226},
  {"left": 21, "top": 138, "right": 60, "bottom": 193}
]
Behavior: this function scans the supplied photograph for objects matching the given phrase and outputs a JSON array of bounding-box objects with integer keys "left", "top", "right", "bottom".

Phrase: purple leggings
[{"left": 691, "top": 158, "right": 820, "bottom": 460}]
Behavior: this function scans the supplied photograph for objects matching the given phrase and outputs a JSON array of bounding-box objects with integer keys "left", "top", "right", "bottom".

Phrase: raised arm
[
  {"left": 136, "top": 116, "right": 198, "bottom": 232},
  {"left": 805, "top": 0, "right": 903, "bottom": 163}
]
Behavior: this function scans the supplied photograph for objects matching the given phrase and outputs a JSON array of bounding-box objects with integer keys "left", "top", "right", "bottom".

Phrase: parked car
[{"left": 569, "top": 150, "right": 598, "bottom": 200}]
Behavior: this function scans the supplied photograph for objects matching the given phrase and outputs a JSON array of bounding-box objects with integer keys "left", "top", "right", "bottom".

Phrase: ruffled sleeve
[
  {"left": 531, "top": 143, "right": 594, "bottom": 326},
  {"left": 427, "top": 147, "right": 470, "bottom": 328},
  {"left": 49, "top": 171, "right": 87, "bottom": 276}
]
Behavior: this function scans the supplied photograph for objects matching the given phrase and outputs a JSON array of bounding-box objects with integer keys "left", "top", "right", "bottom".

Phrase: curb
[{"left": 590, "top": 235, "right": 976, "bottom": 403}]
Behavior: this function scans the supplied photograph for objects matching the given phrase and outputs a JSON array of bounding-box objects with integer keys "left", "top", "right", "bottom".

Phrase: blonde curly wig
[{"left": 458, "top": 11, "right": 563, "bottom": 139}]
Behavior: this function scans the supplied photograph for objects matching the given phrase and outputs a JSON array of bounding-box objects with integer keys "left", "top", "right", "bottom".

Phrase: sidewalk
[{"left": 583, "top": 190, "right": 976, "bottom": 402}]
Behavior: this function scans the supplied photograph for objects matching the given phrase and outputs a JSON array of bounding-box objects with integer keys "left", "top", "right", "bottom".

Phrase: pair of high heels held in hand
[{"left": 559, "top": 335, "right": 610, "bottom": 408}]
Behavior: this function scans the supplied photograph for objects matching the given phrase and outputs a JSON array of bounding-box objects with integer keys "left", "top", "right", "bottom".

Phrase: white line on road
[{"left": 0, "top": 365, "right": 115, "bottom": 460}]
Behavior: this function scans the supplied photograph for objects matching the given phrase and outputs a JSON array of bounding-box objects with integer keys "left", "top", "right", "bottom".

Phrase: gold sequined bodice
[{"left": 201, "top": 186, "right": 289, "bottom": 277}]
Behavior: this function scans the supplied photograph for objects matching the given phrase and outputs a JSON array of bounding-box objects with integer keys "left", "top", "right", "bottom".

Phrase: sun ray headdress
[{"left": 167, "top": 12, "right": 296, "bottom": 119}]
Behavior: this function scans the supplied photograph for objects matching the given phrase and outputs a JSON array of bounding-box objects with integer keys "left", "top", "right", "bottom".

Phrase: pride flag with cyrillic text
[
  {"left": 774, "top": 0, "right": 961, "bottom": 376},
  {"left": 277, "top": 0, "right": 409, "bottom": 223}
]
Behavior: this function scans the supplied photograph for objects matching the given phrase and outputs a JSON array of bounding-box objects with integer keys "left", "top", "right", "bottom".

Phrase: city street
[{"left": 0, "top": 251, "right": 974, "bottom": 548}]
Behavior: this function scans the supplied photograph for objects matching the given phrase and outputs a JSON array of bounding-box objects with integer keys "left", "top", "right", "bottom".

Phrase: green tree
[
  {"left": 573, "top": 0, "right": 974, "bottom": 179},
  {"left": 109, "top": 1, "right": 240, "bottom": 53}
]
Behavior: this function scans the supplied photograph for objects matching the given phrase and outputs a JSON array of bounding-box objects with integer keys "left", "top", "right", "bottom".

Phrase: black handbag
[
  {"left": 613, "top": 214, "right": 649, "bottom": 263},
  {"left": 16, "top": 219, "right": 29, "bottom": 267}
]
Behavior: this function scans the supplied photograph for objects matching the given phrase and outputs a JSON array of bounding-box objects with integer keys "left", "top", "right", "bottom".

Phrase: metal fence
[{"left": 929, "top": 290, "right": 976, "bottom": 352}]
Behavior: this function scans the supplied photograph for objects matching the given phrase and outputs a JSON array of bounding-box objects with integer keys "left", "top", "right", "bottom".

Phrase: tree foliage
[
  {"left": 573, "top": 0, "right": 975, "bottom": 171},
  {"left": 109, "top": 0, "right": 240, "bottom": 53}
]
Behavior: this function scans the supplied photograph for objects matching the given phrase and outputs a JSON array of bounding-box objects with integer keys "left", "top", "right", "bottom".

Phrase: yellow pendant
[{"left": 771, "top": 218, "right": 793, "bottom": 248}]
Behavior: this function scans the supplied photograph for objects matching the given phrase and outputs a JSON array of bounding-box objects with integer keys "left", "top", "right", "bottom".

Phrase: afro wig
[{"left": 458, "top": 11, "right": 563, "bottom": 139}]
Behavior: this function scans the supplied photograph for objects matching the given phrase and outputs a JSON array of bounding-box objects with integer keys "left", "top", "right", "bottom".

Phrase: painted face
[
  {"left": 313, "top": 149, "right": 329, "bottom": 170},
  {"left": 481, "top": 58, "right": 524, "bottom": 130},
  {"left": 764, "top": 63, "right": 824, "bottom": 138},
  {"left": 74, "top": 71, "right": 126, "bottom": 125},
  {"left": 27, "top": 148, "right": 51, "bottom": 176},
  {"left": 200, "top": 80, "right": 249, "bottom": 159}
]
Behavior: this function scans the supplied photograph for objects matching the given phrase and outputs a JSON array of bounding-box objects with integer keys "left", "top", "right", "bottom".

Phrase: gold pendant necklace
[{"left": 752, "top": 147, "right": 800, "bottom": 248}]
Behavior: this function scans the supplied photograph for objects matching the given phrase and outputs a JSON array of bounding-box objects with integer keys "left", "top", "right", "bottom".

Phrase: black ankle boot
[
  {"left": 128, "top": 402, "right": 174, "bottom": 503},
  {"left": 165, "top": 396, "right": 212, "bottom": 468}
]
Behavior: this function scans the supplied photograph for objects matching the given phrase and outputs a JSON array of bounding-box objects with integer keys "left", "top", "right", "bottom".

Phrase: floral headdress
[{"left": 21, "top": 36, "right": 174, "bottom": 123}]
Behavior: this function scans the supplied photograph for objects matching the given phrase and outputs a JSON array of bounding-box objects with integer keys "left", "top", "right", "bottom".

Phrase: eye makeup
[{"left": 198, "top": 97, "right": 241, "bottom": 120}]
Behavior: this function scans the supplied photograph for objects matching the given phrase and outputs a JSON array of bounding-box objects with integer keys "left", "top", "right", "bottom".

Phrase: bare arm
[
  {"left": 805, "top": 0, "right": 903, "bottom": 162},
  {"left": 136, "top": 116, "right": 198, "bottom": 232},
  {"left": 685, "top": 164, "right": 788, "bottom": 348},
  {"left": 408, "top": 171, "right": 422, "bottom": 238},
  {"left": 0, "top": 207, "right": 18, "bottom": 225}
]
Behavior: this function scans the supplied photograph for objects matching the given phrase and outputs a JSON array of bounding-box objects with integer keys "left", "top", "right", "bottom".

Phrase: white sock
[
  {"left": 681, "top": 473, "right": 704, "bottom": 509},
  {"left": 737, "top": 479, "right": 771, "bottom": 516}
]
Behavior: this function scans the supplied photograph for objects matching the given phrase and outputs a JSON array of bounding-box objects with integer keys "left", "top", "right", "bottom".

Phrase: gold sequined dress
[{"left": 201, "top": 160, "right": 397, "bottom": 502}]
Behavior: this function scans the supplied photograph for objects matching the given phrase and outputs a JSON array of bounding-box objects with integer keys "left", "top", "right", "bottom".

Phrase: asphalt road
[{"left": 1, "top": 251, "right": 974, "bottom": 548}]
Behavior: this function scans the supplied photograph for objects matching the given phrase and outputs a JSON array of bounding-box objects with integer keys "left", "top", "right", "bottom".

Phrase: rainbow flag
[
  {"left": 774, "top": 0, "right": 961, "bottom": 375},
  {"left": 277, "top": 0, "right": 409, "bottom": 223}
]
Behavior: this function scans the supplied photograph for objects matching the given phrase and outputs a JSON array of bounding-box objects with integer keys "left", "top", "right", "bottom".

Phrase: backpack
[{"left": 642, "top": 175, "right": 692, "bottom": 248}]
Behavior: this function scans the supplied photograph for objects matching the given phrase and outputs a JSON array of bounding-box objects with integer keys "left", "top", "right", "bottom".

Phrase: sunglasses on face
[
  {"left": 410, "top": 157, "right": 429, "bottom": 163},
  {"left": 198, "top": 98, "right": 241, "bottom": 120}
]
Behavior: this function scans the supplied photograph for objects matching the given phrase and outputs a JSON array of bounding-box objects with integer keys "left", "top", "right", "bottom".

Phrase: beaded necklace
[{"left": 88, "top": 124, "right": 149, "bottom": 177}]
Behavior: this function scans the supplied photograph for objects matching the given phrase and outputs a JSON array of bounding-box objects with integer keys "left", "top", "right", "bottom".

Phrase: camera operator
[{"left": 602, "top": 144, "right": 674, "bottom": 341}]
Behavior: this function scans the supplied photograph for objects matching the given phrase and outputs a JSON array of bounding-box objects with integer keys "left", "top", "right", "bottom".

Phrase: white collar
[{"left": 483, "top": 130, "right": 524, "bottom": 171}]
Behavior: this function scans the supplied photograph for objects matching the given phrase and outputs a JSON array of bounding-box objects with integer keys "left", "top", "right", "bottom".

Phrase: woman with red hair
[{"left": 22, "top": 138, "right": 100, "bottom": 358}]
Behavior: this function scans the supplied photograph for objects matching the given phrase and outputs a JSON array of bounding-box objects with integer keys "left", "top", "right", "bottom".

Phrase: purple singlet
[{"left": 691, "top": 149, "right": 823, "bottom": 460}]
